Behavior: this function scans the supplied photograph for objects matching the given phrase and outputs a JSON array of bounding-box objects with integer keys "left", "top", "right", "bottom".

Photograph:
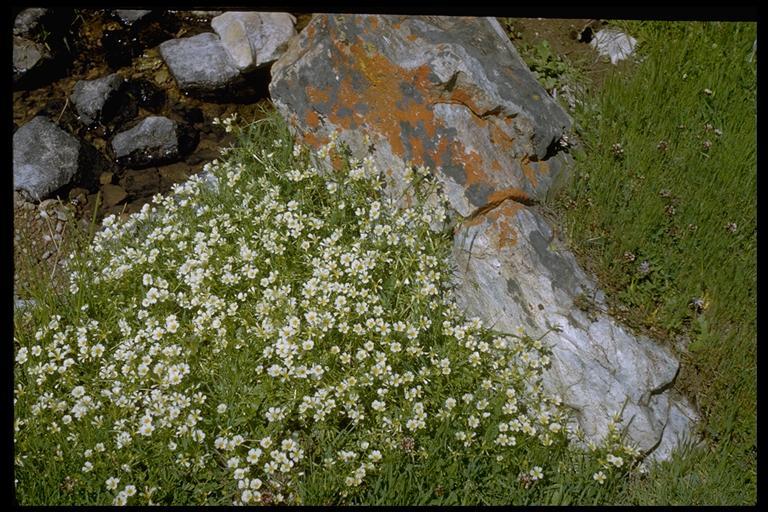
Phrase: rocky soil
[{"left": 13, "top": 9, "right": 312, "bottom": 301}]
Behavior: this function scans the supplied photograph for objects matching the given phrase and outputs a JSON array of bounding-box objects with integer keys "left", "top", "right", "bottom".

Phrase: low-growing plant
[{"left": 14, "top": 111, "right": 637, "bottom": 505}]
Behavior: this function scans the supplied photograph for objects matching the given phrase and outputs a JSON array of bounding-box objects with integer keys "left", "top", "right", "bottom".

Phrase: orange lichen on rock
[
  {"left": 521, "top": 156, "right": 539, "bottom": 189},
  {"left": 464, "top": 199, "right": 525, "bottom": 248},
  {"left": 520, "top": 156, "right": 551, "bottom": 190}
]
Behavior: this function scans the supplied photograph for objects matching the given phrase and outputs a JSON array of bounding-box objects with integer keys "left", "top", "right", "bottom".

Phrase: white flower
[
  {"left": 593, "top": 471, "right": 607, "bottom": 484},
  {"left": 371, "top": 400, "right": 386, "bottom": 412},
  {"left": 529, "top": 466, "right": 544, "bottom": 480},
  {"left": 106, "top": 476, "right": 120, "bottom": 490},
  {"left": 124, "top": 484, "right": 137, "bottom": 497},
  {"left": 217, "top": 403, "right": 228, "bottom": 414},
  {"left": 247, "top": 448, "right": 262, "bottom": 464},
  {"left": 15, "top": 347, "right": 28, "bottom": 365}
]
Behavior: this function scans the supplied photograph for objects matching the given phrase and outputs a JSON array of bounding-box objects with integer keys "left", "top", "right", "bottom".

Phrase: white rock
[
  {"left": 451, "top": 200, "right": 698, "bottom": 459},
  {"left": 211, "top": 12, "right": 296, "bottom": 72},
  {"left": 591, "top": 29, "right": 637, "bottom": 65}
]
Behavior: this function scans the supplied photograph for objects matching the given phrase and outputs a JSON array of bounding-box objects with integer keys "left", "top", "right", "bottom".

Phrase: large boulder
[
  {"left": 14, "top": 117, "right": 82, "bottom": 201},
  {"left": 270, "top": 15, "right": 572, "bottom": 218},
  {"left": 211, "top": 11, "right": 296, "bottom": 72},
  {"left": 268, "top": 14, "right": 698, "bottom": 461},
  {"left": 451, "top": 200, "right": 699, "bottom": 460}
]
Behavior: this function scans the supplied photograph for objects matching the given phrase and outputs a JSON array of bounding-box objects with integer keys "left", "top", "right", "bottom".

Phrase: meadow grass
[
  {"left": 549, "top": 20, "right": 757, "bottom": 504},
  {"left": 13, "top": 110, "right": 638, "bottom": 505},
  {"left": 12, "top": 20, "right": 755, "bottom": 506}
]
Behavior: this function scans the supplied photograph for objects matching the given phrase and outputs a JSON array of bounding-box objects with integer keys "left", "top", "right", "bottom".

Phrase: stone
[
  {"left": 119, "top": 168, "right": 160, "bottom": 197},
  {"left": 70, "top": 73, "right": 125, "bottom": 125},
  {"left": 158, "top": 32, "right": 241, "bottom": 93},
  {"left": 111, "top": 116, "right": 195, "bottom": 169},
  {"left": 13, "top": 36, "right": 50, "bottom": 79},
  {"left": 270, "top": 15, "right": 572, "bottom": 219},
  {"left": 14, "top": 116, "right": 81, "bottom": 202},
  {"left": 14, "top": 8, "right": 48, "bottom": 38},
  {"left": 114, "top": 9, "right": 152, "bottom": 25},
  {"left": 591, "top": 29, "right": 637, "bottom": 65},
  {"left": 101, "top": 184, "right": 127, "bottom": 207},
  {"left": 270, "top": 14, "right": 698, "bottom": 462},
  {"left": 211, "top": 11, "right": 297, "bottom": 72},
  {"left": 99, "top": 172, "right": 114, "bottom": 185},
  {"left": 451, "top": 200, "right": 699, "bottom": 460}
]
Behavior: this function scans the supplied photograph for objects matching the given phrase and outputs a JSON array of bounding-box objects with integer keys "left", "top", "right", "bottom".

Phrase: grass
[
  {"left": 12, "top": 20, "right": 755, "bottom": 506},
  {"left": 13, "top": 109, "right": 638, "bottom": 505},
  {"left": 547, "top": 20, "right": 757, "bottom": 504}
]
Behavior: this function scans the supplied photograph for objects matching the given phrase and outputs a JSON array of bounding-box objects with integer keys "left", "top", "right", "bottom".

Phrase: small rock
[
  {"left": 54, "top": 207, "right": 69, "bottom": 221},
  {"left": 211, "top": 11, "right": 297, "bottom": 72},
  {"left": 112, "top": 116, "right": 185, "bottom": 169},
  {"left": 14, "top": 8, "right": 48, "bottom": 38},
  {"left": 158, "top": 32, "right": 241, "bottom": 93},
  {"left": 119, "top": 168, "right": 160, "bottom": 197},
  {"left": 13, "top": 36, "right": 50, "bottom": 77},
  {"left": 101, "top": 184, "right": 127, "bottom": 207},
  {"left": 70, "top": 73, "right": 125, "bottom": 125},
  {"left": 114, "top": 9, "right": 152, "bottom": 25},
  {"left": 187, "top": 11, "right": 224, "bottom": 20},
  {"left": 590, "top": 29, "right": 637, "bottom": 65},
  {"left": 99, "top": 172, "right": 114, "bottom": 185},
  {"left": 14, "top": 116, "right": 81, "bottom": 202}
]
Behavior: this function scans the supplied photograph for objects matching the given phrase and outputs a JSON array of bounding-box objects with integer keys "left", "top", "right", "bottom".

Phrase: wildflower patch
[{"left": 14, "top": 115, "right": 637, "bottom": 505}]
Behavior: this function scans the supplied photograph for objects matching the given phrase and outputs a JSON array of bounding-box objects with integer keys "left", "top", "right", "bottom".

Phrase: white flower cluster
[{"left": 13, "top": 118, "right": 630, "bottom": 505}]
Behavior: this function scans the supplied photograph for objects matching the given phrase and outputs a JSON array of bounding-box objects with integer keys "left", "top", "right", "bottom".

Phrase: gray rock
[
  {"left": 114, "top": 9, "right": 152, "bottom": 25},
  {"left": 270, "top": 14, "right": 698, "bottom": 462},
  {"left": 189, "top": 10, "right": 224, "bottom": 19},
  {"left": 13, "top": 36, "right": 50, "bottom": 77},
  {"left": 112, "top": 116, "right": 182, "bottom": 168},
  {"left": 211, "top": 11, "right": 296, "bottom": 72},
  {"left": 270, "top": 15, "right": 571, "bottom": 218},
  {"left": 451, "top": 200, "right": 698, "bottom": 460},
  {"left": 158, "top": 32, "right": 241, "bottom": 93},
  {"left": 591, "top": 29, "right": 637, "bottom": 65},
  {"left": 14, "top": 8, "right": 48, "bottom": 37},
  {"left": 14, "top": 117, "right": 82, "bottom": 202},
  {"left": 70, "top": 73, "right": 125, "bottom": 125}
]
